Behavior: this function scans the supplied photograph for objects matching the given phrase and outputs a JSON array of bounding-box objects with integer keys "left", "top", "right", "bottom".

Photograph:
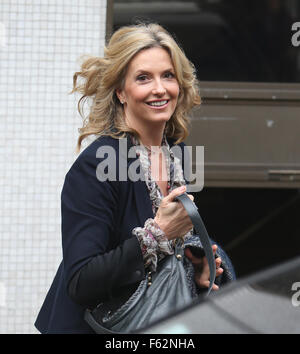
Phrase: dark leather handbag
[{"left": 84, "top": 193, "right": 216, "bottom": 334}]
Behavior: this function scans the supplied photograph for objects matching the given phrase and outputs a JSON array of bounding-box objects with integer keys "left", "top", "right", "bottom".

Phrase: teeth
[{"left": 148, "top": 100, "right": 168, "bottom": 107}]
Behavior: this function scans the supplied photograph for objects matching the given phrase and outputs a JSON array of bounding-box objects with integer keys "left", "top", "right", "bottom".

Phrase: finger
[
  {"left": 197, "top": 279, "right": 219, "bottom": 291},
  {"left": 184, "top": 248, "right": 203, "bottom": 265},
  {"left": 184, "top": 247, "right": 193, "bottom": 260},
  {"left": 215, "top": 257, "right": 222, "bottom": 268},
  {"left": 187, "top": 194, "right": 194, "bottom": 202},
  {"left": 212, "top": 244, "right": 218, "bottom": 255},
  {"left": 212, "top": 284, "right": 219, "bottom": 291},
  {"left": 216, "top": 267, "right": 223, "bottom": 277},
  {"left": 198, "top": 279, "right": 210, "bottom": 288},
  {"left": 164, "top": 185, "right": 186, "bottom": 203}
]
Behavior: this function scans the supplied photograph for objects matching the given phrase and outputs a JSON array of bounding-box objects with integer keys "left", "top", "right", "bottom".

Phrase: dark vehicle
[
  {"left": 110, "top": 0, "right": 300, "bottom": 279},
  {"left": 142, "top": 255, "right": 300, "bottom": 334}
]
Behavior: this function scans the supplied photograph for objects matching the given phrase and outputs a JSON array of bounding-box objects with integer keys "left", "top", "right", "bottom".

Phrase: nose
[{"left": 152, "top": 79, "right": 166, "bottom": 96}]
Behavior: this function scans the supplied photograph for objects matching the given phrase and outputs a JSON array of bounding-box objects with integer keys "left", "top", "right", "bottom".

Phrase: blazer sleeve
[{"left": 61, "top": 144, "right": 145, "bottom": 308}]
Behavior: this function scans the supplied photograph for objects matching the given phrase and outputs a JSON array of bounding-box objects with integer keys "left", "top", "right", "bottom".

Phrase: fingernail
[{"left": 179, "top": 186, "right": 186, "bottom": 191}]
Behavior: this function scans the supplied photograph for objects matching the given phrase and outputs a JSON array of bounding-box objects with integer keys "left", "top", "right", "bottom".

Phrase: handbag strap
[{"left": 175, "top": 193, "right": 216, "bottom": 296}]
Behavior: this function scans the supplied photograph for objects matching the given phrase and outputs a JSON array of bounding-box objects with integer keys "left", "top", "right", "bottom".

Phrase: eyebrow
[{"left": 134, "top": 68, "right": 175, "bottom": 75}]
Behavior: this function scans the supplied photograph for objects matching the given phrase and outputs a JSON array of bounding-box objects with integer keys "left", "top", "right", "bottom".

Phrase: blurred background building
[
  {"left": 112, "top": 0, "right": 300, "bottom": 280},
  {"left": 0, "top": 0, "right": 107, "bottom": 333}
]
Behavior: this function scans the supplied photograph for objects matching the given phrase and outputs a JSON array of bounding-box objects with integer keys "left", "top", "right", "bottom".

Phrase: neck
[
  {"left": 138, "top": 128, "right": 165, "bottom": 148},
  {"left": 124, "top": 114, "right": 166, "bottom": 148}
]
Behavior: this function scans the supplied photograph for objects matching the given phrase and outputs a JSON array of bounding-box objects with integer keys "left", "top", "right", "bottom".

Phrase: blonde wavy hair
[{"left": 71, "top": 23, "right": 201, "bottom": 153}]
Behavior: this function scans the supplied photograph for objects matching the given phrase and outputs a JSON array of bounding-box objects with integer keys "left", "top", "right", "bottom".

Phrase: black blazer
[{"left": 34, "top": 133, "right": 187, "bottom": 333}]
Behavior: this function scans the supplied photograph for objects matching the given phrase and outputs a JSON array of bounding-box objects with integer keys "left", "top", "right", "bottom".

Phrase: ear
[{"left": 116, "top": 88, "right": 125, "bottom": 105}]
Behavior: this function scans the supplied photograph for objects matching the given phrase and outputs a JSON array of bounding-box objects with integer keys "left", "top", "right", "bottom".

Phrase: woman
[{"left": 35, "top": 23, "right": 235, "bottom": 334}]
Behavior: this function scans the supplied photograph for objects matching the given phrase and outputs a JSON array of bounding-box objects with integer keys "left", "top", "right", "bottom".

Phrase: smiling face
[{"left": 117, "top": 46, "right": 180, "bottom": 131}]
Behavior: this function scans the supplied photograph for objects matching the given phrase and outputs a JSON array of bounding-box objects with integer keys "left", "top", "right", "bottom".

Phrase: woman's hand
[
  {"left": 184, "top": 244, "right": 223, "bottom": 291},
  {"left": 154, "top": 186, "right": 194, "bottom": 241}
]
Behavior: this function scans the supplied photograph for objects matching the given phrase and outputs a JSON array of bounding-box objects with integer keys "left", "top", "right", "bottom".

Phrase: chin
[{"left": 147, "top": 114, "right": 172, "bottom": 124}]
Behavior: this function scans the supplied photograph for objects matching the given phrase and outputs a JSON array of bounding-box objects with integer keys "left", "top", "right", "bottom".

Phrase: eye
[
  {"left": 136, "top": 74, "right": 149, "bottom": 82},
  {"left": 164, "top": 71, "right": 175, "bottom": 79}
]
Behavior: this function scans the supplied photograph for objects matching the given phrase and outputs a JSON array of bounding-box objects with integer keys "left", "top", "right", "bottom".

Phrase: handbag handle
[{"left": 175, "top": 193, "right": 216, "bottom": 296}]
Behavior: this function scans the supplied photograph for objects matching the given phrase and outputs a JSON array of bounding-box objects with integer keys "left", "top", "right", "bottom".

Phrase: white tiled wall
[{"left": 0, "top": 0, "right": 107, "bottom": 333}]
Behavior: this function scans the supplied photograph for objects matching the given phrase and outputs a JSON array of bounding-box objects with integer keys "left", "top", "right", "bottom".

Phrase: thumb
[
  {"left": 184, "top": 248, "right": 202, "bottom": 264},
  {"left": 164, "top": 185, "right": 186, "bottom": 203}
]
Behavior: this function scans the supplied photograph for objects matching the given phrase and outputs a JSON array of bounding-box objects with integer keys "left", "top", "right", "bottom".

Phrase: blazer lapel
[
  {"left": 133, "top": 180, "right": 154, "bottom": 224},
  {"left": 125, "top": 133, "right": 178, "bottom": 226},
  {"left": 125, "top": 133, "right": 154, "bottom": 225}
]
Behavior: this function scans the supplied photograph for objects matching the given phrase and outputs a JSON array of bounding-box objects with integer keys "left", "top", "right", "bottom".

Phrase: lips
[{"left": 146, "top": 100, "right": 169, "bottom": 107}]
